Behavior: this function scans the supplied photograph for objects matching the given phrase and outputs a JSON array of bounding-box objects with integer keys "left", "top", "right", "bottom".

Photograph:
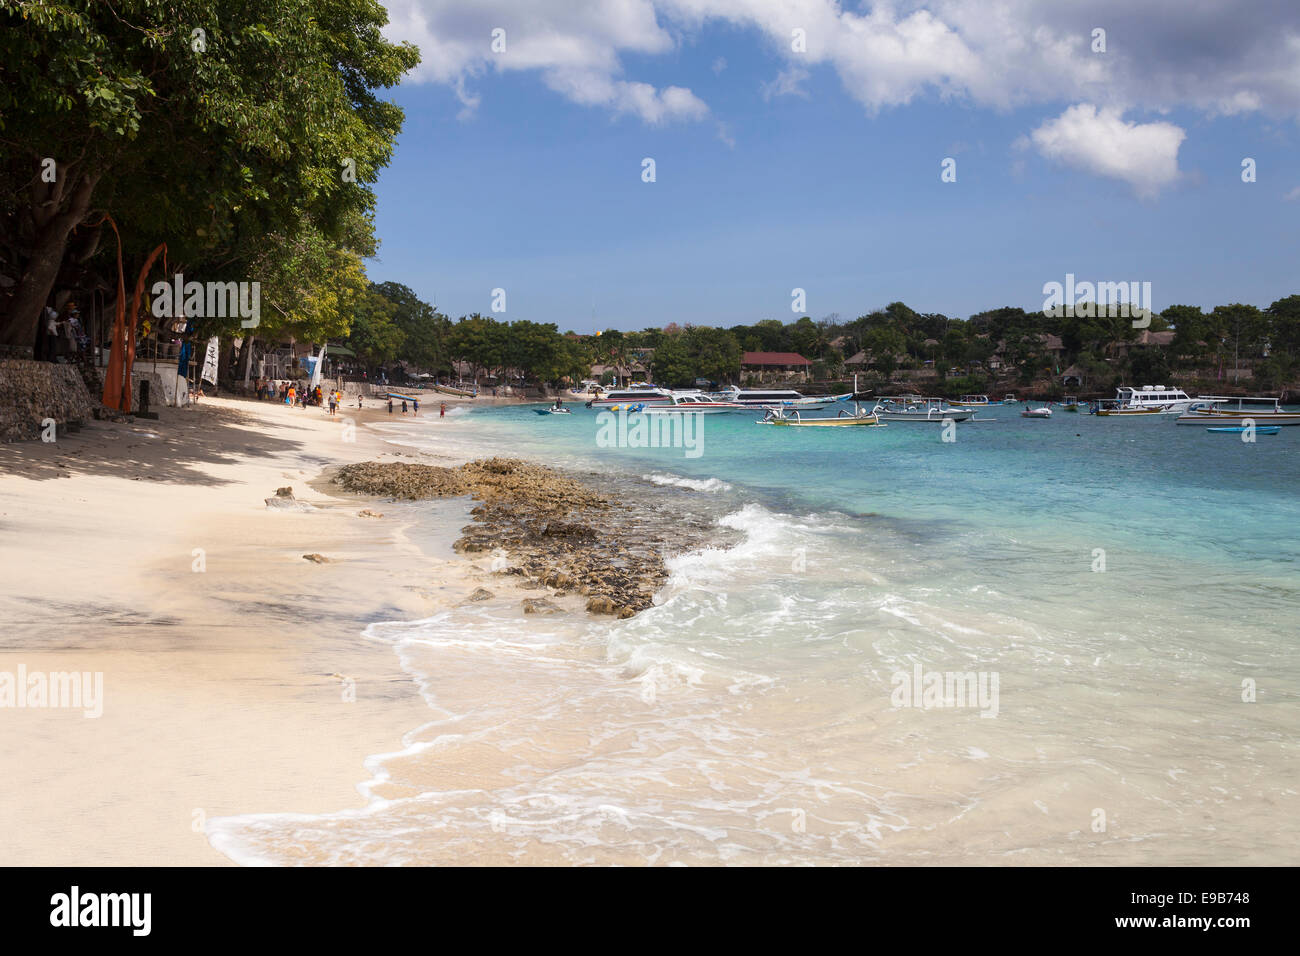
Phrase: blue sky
[{"left": 368, "top": 2, "right": 1300, "bottom": 332}]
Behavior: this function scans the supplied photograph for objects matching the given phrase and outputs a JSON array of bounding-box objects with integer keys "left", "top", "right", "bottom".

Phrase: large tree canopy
[{"left": 0, "top": 0, "right": 419, "bottom": 346}]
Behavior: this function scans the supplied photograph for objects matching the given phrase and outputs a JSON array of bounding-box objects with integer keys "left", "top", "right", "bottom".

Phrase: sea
[{"left": 207, "top": 401, "right": 1300, "bottom": 865}]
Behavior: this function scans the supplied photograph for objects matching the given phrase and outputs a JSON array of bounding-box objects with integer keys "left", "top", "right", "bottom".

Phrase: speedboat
[
  {"left": 1098, "top": 385, "right": 1198, "bottom": 415},
  {"left": 588, "top": 385, "right": 675, "bottom": 408},
  {"left": 632, "top": 392, "right": 740, "bottom": 414},
  {"left": 714, "top": 386, "right": 833, "bottom": 410},
  {"left": 535, "top": 406, "right": 572, "bottom": 415},
  {"left": 1176, "top": 396, "right": 1300, "bottom": 427},
  {"left": 1021, "top": 406, "right": 1052, "bottom": 419}
]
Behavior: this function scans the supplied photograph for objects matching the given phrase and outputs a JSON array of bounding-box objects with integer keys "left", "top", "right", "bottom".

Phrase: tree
[
  {"left": 0, "top": 0, "right": 419, "bottom": 348},
  {"left": 347, "top": 288, "right": 403, "bottom": 368},
  {"left": 371, "top": 281, "right": 449, "bottom": 372},
  {"left": 1210, "top": 303, "right": 1266, "bottom": 383}
]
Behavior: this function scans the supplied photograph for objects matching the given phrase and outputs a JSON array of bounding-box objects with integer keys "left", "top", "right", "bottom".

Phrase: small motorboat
[
  {"left": 1021, "top": 407, "right": 1052, "bottom": 419},
  {"left": 534, "top": 406, "right": 572, "bottom": 415},
  {"left": 1206, "top": 425, "right": 1280, "bottom": 434}
]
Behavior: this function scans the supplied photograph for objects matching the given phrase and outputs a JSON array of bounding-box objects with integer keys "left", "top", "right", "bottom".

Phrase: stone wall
[{"left": 0, "top": 359, "right": 96, "bottom": 442}]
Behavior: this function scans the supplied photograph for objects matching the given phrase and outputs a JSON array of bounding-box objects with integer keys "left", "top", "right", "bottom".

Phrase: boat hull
[
  {"left": 1206, "top": 425, "right": 1281, "bottom": 434},
  {"left": 1177, "top": 412, "right": 1300, "bottom": 426}
]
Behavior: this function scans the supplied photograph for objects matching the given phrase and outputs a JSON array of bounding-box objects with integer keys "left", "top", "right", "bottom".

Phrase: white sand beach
[{"left": 0, "top": 396, "right": 497, "bottom": 865}]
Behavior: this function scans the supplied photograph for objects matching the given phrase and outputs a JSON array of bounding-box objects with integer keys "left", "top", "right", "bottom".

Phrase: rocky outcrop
[
  {"left": 0, "top": 359, "right": 95, "bottom": 442},
  {"left": 332, "top": 457, "right": 708, "bottom": 619}
]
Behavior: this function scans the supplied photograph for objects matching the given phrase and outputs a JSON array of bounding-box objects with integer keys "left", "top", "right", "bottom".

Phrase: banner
[
  {"left": 200, "top": 336, "right": 219, "bottom": 385},
  {"left": 309, "top": 344, "right": 327, "bottom": 388}
]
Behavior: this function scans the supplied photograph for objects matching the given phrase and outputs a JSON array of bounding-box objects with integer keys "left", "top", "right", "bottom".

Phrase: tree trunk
[
  {"left": 1, "top": 171, "right": 101, "bottom": 348},
  {"left": 238, "top": 334, "right": 257, "bottom": 385}
]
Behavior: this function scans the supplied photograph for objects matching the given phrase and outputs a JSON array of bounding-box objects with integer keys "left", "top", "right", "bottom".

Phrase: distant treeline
[{"left": 350, "top": 286, "right": 1300, "bottom": 391}]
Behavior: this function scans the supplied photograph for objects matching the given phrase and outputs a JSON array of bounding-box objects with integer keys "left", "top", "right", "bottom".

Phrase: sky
[{"left": 366, "top": 1, "right": 1300, "bottom": 332}]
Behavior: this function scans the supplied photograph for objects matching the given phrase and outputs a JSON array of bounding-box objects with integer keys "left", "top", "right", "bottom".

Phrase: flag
[
  {"left": 309, "top": 344, "right": 328, "bottom": 388},
  {"left": 200, "top": 336, "right": 220, "bottom": 385}
]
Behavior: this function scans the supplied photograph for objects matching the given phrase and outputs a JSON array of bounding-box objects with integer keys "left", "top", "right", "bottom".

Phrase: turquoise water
[{"left": 210, "top": 403, "right": 1300, "bottom": 865}]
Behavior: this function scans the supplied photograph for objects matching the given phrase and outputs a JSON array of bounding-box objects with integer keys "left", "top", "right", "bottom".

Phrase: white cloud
[
  {"left": 1284, "top": 186, "right": 1300, "bottom": 201},
  {"left": 761, "top": 66, "right": 810, "bottom": 100},
  {"left": 1028, "top": 104, "right": 1186, "bottom": 198},
  {"left": 382, "top": 1, "right": 1300, "bottom": 130}
]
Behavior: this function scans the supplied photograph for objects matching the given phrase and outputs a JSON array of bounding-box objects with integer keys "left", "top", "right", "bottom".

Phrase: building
[{"left": 741, "top": 351, "right": 812, "bottom": 383}]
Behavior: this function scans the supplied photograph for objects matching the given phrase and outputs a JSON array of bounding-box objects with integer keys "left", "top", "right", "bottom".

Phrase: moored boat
[
  {"left": 714, "top": 385, "right": 834, "bottom": 410},
  {"left": 1094, "top": 385, "right": 1198, "bottom": 416},
  {"left": 1021, "top": 406, "right": 1052, "bottom": 418},
  {"left": 1206, "top": 425, "right": 1280, "bottom": 434},
  {"left": 758, "top": 406, "right": 882, "bottom": 427},
  {"left": 870, "top": 396, "right": 974, "bottom": 422},
  {"left": 1176, "top": 396, "right": 1300, "bottom": 427}
]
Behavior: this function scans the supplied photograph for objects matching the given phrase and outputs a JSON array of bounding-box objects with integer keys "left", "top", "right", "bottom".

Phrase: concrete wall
[{"left": 0, "top": 359, "right": 95, "bottom": 442}]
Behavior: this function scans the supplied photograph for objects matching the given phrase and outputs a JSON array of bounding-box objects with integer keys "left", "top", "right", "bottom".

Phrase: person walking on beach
[
  {"left": 328, "top": 391, "right": 337, "bottom": 416},
  {"left": 412, "top": 398, "right": 419, "bottom": 416},
  {"left": 401, "top": 398, "right": 408, "bottom": 415},
  {"left": 440, "top": 402, "right": 447, "bottom": 418},
  {"left": 387, "top": 398, "right": 393, "bottom": 414}
]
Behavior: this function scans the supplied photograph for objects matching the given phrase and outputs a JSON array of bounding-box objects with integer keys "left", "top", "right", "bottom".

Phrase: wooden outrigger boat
[
  {"left": 1176, "top": 396, "right": 1300, "bottom": 427},
  {"left": 757, "top": 406, "right": 882, "bottom": 427}
]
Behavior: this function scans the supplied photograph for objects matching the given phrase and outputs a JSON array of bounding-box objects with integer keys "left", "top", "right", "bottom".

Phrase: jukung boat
[
  {"left": 869, "top": 396, "right": 974, "bottom": 422},
  {"left": 1060, "top": 395, "right": 1083, "bottom": 411},
  {"left": 757, "top": 405, "right": 882, "bottom": 427},
  {"left": 1175, "top": 396, "right": 1300, "bottom": 427}
]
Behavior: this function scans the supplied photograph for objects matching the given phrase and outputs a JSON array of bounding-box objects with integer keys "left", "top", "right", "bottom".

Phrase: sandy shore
[{"left": 0, "top": 394, "right": 503, "bottom": 865}]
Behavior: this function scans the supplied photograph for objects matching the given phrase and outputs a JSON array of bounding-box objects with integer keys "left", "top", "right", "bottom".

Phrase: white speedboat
[
  {"left": 1021, "top": 406, "right": 1052, "bottom": 419},
  {"left": 714, "top": 386, "right": 834, "bottom": 410},
  {"left": 870, "top": 397, "right": 974, "bottom": 422},
  {"left": 1175, "top": 396, "right": 1300, "bottom": 426},
  {"left": 634, "top": 392, "right": 741, "bottom": 414},
  {"left": 588, "top": 386, "right": 675, "bottom": 408},
  {"left": 1104, "top": 385, "right": 1199, "bottom": 415}
]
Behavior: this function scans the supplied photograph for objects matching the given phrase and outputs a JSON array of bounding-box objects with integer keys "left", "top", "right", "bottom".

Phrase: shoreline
[{"left": 0, "top": 395, "right": 517, "bottom": 865}]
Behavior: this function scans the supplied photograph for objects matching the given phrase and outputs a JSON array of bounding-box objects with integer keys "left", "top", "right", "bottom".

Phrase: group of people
[
  {"left": 36, "top": 302, "right": 90, "bottom": 363},
  {"left": 254, "top": 379, "right": 345, "bottom": 414}
]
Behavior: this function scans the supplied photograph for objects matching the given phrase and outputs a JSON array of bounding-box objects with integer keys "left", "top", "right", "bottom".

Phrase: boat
[
  {"left": 1206, "top": 425, "right": 1280, "bottom": 434},
  {"left": 1092, "top": 401, "right": 1166, "bottom": 416},
  {"left": 534, "top": 406, "right": 572, "bottom": 415},
  {"left": 1093, "top": 385, "right": 1199, "bottom": 416},
  {"left": 1060, "top": 395, "right": 1082, "bottom": 412},
  {"left": 1001, "top": 393, "right": 1017, "bottom": 404},
  {"left": 714, "top": 386, "right": 834, "bottom": 410},
  {"left": 1175, "top": 396, "right": 1300, "bottom": 427},
  {"left": 433, "top": 382, "right": 476, "bottom": 397},
  {"left": 757, "top": 406, "right": 882, "bottom": 427},
  {"left": 629, "top": 392, "right": 741, "bottom": 414},
  {"left": 587, "top": 385, "right": 675, "bottom": 408},
  {"left": 950, "top": 394, "right": 992, "bottom": 408},
  {"left": 869, "top": 396, "right": 975, "bottom": 422},
  {"left": 1021, "top": 406, "right": 1052, "bottom": 419}
]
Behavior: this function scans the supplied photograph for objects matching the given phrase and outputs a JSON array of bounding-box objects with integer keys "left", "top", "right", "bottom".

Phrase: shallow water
[{"left": 208, "top": 403, "right": 1300, "bottom": 864}]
